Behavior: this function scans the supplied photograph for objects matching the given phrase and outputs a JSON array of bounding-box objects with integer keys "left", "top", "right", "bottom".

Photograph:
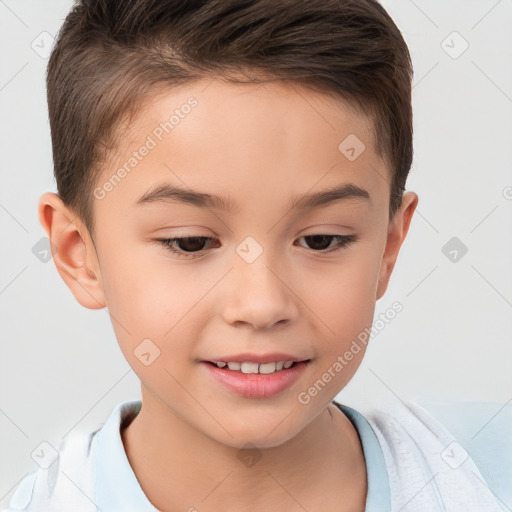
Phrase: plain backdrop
[{"left": 1, "top": 0, "right": 511, "bottom": 505}]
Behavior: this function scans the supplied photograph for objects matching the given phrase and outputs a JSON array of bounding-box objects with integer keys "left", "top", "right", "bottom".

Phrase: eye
[
  {"left": 294, "top": 234, "right": 358, "bottom": 252},
  {"left": 154, "top": 236, "right": 220, "bottom": 259},
  {"left": 154, "top": 234, "right": 357, "bottom": 259}
]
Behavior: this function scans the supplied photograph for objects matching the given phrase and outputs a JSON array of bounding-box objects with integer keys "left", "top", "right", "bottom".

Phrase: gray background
[{"left": 1, "top": 0, "right": 511, "bottom": 505}]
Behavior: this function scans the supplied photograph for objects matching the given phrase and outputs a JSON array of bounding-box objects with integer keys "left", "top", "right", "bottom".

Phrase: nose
[{"left": 221, "top": 254, "right": 300, "bottom": 331}]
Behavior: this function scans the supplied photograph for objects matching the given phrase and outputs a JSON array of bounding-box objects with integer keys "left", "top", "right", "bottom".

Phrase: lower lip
[{"left": 200, "top": 361, "right": 310, "bottom": 399}]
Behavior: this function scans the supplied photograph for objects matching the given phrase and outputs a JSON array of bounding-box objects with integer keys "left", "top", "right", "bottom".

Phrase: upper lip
[{"left": 204, "top": 352, "right": 311, "bottom": 364}]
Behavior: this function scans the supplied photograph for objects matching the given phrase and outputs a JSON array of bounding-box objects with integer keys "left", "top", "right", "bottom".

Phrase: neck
[{"left": 121, "top": 390, "right": 367, "bottom": 512}]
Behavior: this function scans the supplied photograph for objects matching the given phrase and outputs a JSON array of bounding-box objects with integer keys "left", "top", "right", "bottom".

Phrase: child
[{"left": 3, "top": 0, "right": 508, "bottom": 511}]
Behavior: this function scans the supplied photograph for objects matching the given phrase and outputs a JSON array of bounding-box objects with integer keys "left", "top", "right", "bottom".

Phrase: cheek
[
  {"left": 99, "top": 244, "right": 212, "bottom": 373},
  {"left": 97, "top": 244, "right": 177, "bottom": 351},
  {"left": 299, "top": 248, "right": 380, "bottom": 385},
  {"left": 100, "top": 260, "right": 196, "bottom": 397},
  {"left": 304, "top": 247, "right": 380, "bottom": 332}
]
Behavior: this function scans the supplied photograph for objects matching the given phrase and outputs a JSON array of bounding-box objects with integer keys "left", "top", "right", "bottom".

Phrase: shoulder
[
  {"left": 413, "top": 399, "right": 512, "bottom": 506},
  {"left": 358, "top": 398, "right": 510, "bottom": 511},
  {"left": 2, "top": 428, "right": 100, "bottom": 512},
  {"left": 2, "top": 400, "right": 140, "bottom": 512}
]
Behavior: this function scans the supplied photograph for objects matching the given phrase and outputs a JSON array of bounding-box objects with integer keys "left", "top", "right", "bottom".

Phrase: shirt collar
[
  {"left": 95, "top": 399, "right": 391, "bottom": 512},
  {"left": 333, "top": 401, "right": 392, "bottom": 512},
  {"left": 95, "top": 400, "right": 159, "bottom": 512}
]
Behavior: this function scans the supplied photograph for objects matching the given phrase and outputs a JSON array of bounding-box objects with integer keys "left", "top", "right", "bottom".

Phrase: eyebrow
[{"left": 135, "top": 182, "right": 371, "bottom": 213}]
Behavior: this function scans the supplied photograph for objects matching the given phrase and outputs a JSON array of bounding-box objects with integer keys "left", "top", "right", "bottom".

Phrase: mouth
[
  {"left": 203, "top": 359, "right": 309, "bottom": 374},
  {"left": 200, "top": 358, "right": 312, "bottom": 399}
]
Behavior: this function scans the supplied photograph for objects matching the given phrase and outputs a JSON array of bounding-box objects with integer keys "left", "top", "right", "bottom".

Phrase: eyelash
[{"left": 154, "top": 234, "right": 358, "bottom": 259}]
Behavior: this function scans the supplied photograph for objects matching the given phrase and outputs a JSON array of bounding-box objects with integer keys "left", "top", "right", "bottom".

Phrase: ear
[
  {"left": 38, "top": 192, "right": 106, "bottom": 309},
  {"left": 376, "top": 191, "right": 418, "bottom": 300}
]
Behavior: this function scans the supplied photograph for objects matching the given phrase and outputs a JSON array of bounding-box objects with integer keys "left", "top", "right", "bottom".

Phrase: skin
[{"left": 39, "top": 78, "right": 418, "bottom": 511}]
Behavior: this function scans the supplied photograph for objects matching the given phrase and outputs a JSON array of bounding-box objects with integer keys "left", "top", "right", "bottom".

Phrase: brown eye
[
  {"left": 154, "top": 233, "right": 357, "bottom": 260},
  {"left": 155, "top": 237, "right": 220, "bottom": 258},
  {"left": 295, "top": 234, "right": 357, "bottom": 252},
  {"left": 170, "top": 237, "right": 208, "bottom": 252}
]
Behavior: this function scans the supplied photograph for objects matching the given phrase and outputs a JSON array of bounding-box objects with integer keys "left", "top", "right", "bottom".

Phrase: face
[{"left": 40, "top": 78, "right": 417, "bottom": 449}]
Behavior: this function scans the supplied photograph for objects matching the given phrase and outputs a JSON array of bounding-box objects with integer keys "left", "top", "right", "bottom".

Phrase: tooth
[
  {"left": 259, "top": 362, "right": 277, "bottom": 374},
  {"left": 241, "top": 362, "right": 259, "bottom": 374},
  {"left": 221, "top": 361, "right": 295, "bottom": 373}
]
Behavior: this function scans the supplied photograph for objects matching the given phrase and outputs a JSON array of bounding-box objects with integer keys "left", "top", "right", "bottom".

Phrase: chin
[{"left": 208, "top": 418, "right": 304, "bottom": 451}]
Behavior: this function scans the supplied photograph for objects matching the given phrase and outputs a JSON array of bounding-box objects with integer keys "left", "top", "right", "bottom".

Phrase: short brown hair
[{"left": 47, "top": 0, "right": 413, "bottom": 238}]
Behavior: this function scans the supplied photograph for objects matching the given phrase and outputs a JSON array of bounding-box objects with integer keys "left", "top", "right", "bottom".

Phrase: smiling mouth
[
  {"left": 200, "top": 359, "right": 311, "bottom": 399},
  {"left": 204, "top": 360, "right": 310, "bottom": 374},
  {"left": 201, "top": 356, "right": 312, "bottom": 399}
]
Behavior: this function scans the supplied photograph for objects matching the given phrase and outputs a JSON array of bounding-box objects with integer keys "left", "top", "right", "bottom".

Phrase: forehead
[{"left": 94, "top": 78, "right": 389, "bottom": 219}]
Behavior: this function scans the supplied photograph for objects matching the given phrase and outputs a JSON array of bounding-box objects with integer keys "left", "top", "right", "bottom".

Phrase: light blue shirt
[
  {"left": 93, "top": 400, "right": 392, "bottom": 511},
  {"left": 4, "top": 399, "right": 510, "bottom": 511},
  {"left": 335, "top": 401, "right": 392, "bottom": 511},
  {"left": 78, "top": 399, "right": 512, "bottom": 510},
  {"left": 95, "top": 400, "right": 159, "bottom": 511}
]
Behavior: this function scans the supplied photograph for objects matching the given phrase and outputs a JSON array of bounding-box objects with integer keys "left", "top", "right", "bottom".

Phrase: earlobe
[
  {"left": 376, "top": 191, "right": 419, "bottom": 300},
  {"left": 38, "top": 192, "right": 106, "bottom": 310}
]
